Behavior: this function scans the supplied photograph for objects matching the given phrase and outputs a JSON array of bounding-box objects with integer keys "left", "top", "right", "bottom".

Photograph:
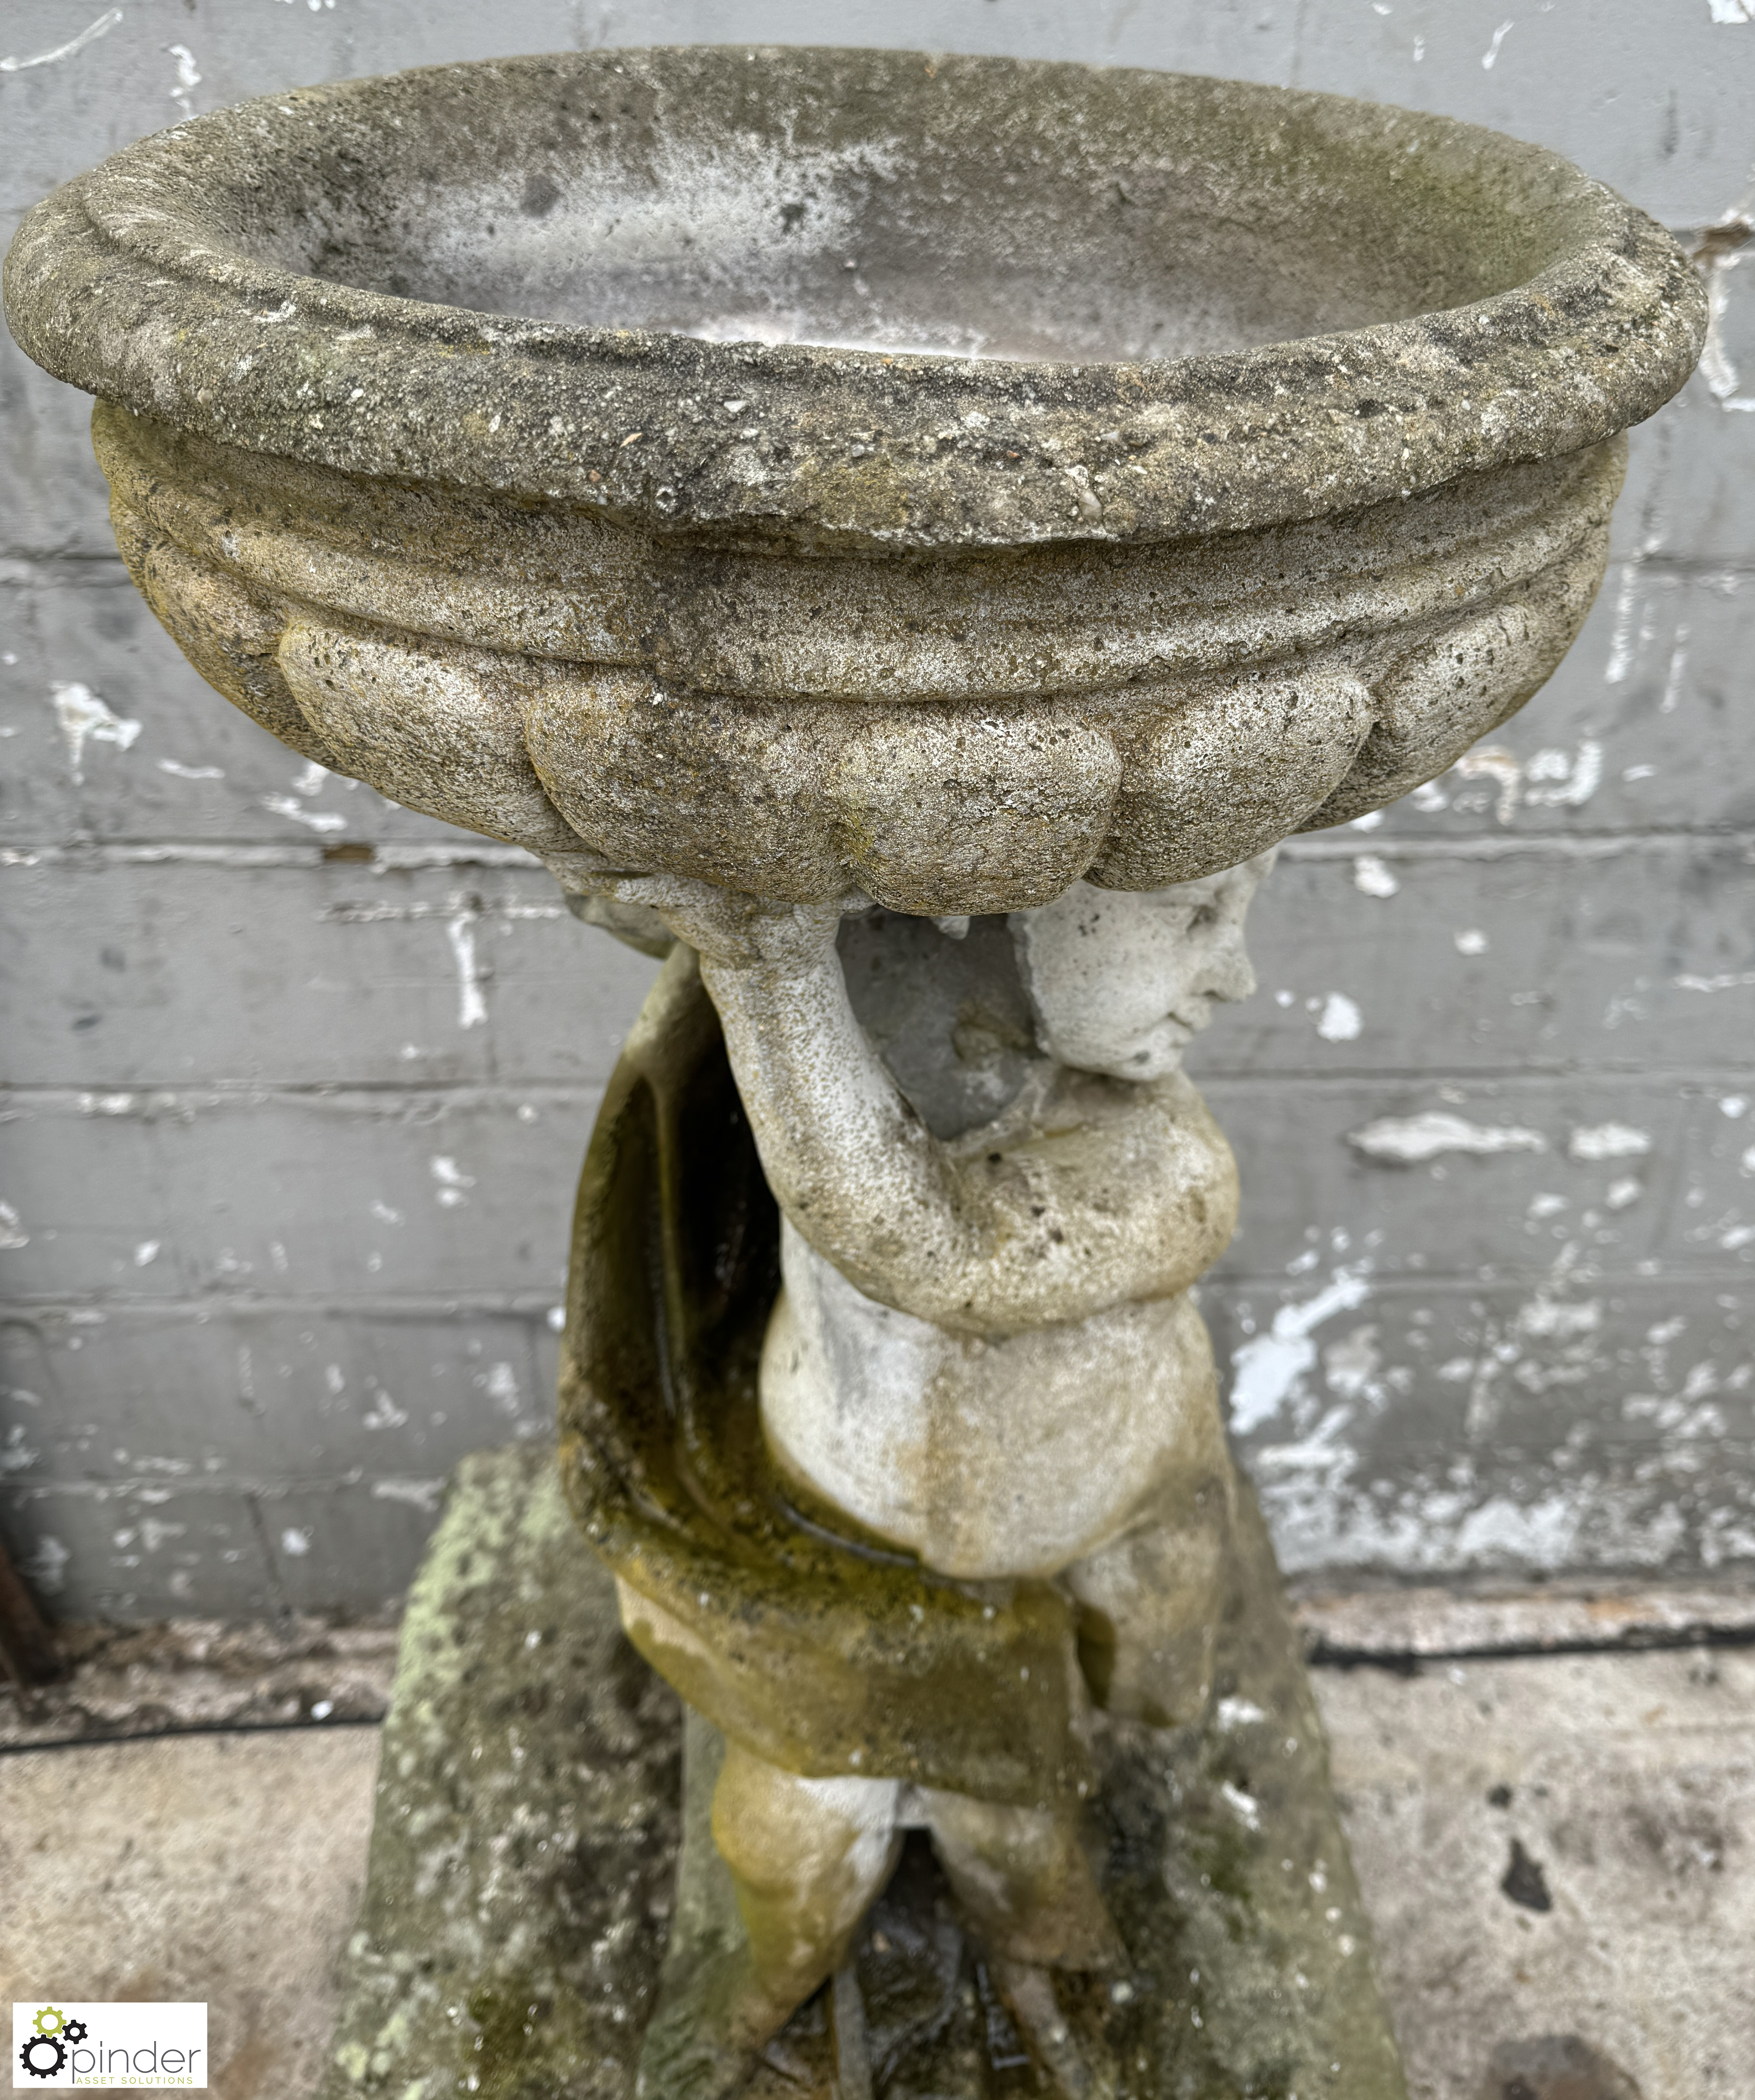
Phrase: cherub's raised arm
[
  {"left": 606, "top": 877, "right": 968, "bottom": 1300},
  {"left": 606, "top": 877, "right": 1233, "bottom": 1332}
]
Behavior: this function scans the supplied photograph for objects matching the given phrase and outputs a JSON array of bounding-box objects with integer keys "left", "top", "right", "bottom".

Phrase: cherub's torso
[{"left": 757, "top": 911, "right": 1233, "bottom": 1580}]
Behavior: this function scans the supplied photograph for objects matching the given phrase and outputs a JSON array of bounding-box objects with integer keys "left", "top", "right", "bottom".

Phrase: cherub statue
[{"left": 596, "top": 854, "right": 1272, "bottom": 2080}]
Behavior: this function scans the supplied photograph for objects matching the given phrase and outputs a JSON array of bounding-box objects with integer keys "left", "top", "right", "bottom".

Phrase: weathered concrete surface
[
  {"left": 322, "top": 1446, "right": 681, "bottom": 2100},
  {"left": 331, "top": 1447, "right": 1404, "bottom": 2098},
  {"left": 0, "top": 1724, "right": 382, "bottom": 2100},
  {"left": 1321, "top": 1645, "right": 1755, "bottom": 2100},
  {"left": 1, "top": 0, "right": 1752, "bottom": 1619}
]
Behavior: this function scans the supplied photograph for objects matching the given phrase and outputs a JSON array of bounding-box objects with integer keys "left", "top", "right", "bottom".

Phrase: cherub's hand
[{"left": 601, "top": 874, "right": 865, "bottom": 969}]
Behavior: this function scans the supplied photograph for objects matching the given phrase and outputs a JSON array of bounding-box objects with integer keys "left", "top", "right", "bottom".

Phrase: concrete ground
[
  {"left": 1, "top": 1645, "right": 1748, "bottom": 2100},
  {"left": 0, "top": 1728, "right": 381, "bottom": 2100},
  {"left": 1323, "top": 1647, "right": 1754, "bottom": 2100}
]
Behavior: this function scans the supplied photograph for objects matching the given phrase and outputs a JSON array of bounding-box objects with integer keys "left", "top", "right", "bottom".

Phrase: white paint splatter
[
  {"left": 1568, "top": 1123, "right": 1652, "bottom": 1162},
  {"left": 134, "top": 1239, "right": 161, "bottom": 1266},
  {"left": 1216, "top": 1697, "right": 1268, "bottom": 1731},
  {"left": 1454, "top": 928, "right": 1489, "bottom": 955},
  {"left": 261, "top": 794, "right": 345, "bottom": 832},
  {"left": 372, "top": 1478, "right": 444, "bottom": 1512},
  {"left": 1721, "top": 1096, "right": 1750, "bottom": 1118},
  {"left": 1659, "top": 628, "right": 1691, "bottom": 714},
  {"left": 486, "top": 1362, "right": 522, "bottom": 1414},
  {"left": 1323, "top": 1324, "right": 1381, "bottom": 1402},
  {"left": 1349, "top": 1111, "right": 1546, "bottom": 1164},
  {"left": 1316, "top": 993, "right": 1362, "bottom": 1042},
  {"left": 1352, "top": 855, "right": 1399, "bottom": 898},
  {"left": 167, "top": 41, "right": 200, "bottom": 117},
  {"left": 1708, "top": 1, "right": 1752, "bottom": 24},
  {"left": 52, "top": 682, "right": 141, "bottom": 782},
  {"left": 430, "top": 1155, "right": 475, "bottom": 1207},
  {"left": 292, "top": 760, "right": 329, "bottom": 797},
  {"left": 547, "top": 1304, "right": 567, "bottom": 1332},
  {"left": 1519, "top": 1295, "right": 1602, "bottom": 1341},
  {"left": 0, "top": 1424, "right": 39, "bottom": 1475},
  {"left": 280, "top": 1527, "right": 311, "bottom": 1557},
  {"left": 0, "top": 7, "right": 121, "bottom": 72},
  {"left": 158, "top": 758, "right": 225, "bottom": 781},
  {"left": 361, "top": 1387, "right": 409, "bottom": 1430},
  {"left": 370, "top": 1200, "right": 404, "bottom": 1226},
  {"left": 1481, "top": 20, "right": 1514, "bottom": 68},
  {"left": 1740, "top": 1144, "right": 1755, "bottom": 1173},
  {"left": 0, "top": 1200, "right": 28, "bottom": 1250},
  {"left": 1698, "top": 220, "right": 1754, "bottom": 408},
  {"left": 1264, "top": 1478, "right": 1608, "bottom": 1578},
  {"left": 446, "top": 912, "right": 489, "bottom": 1028},
  {"left": 1453, "top": 745, "right": 1522, "bottom": 824},
  {"left": 1524, "top": 740, "right": 1603, "bottom": 809},
  {"left": 1604, "top": 557, "right": 1647, "bottom": 683},
  {"left": 1254, "top": 1404, "right": 1356, "bottom": 1477},
  {"left": 1606, "top": 1178, "right": 1643, "bottom": 1211},
  {"left": 1230, "top": 1269, "right": 1373, "bottom": 1434},
  {"left": 1220, "top": 1782, "right": 1262, "bottom": 1831},
  {"left": 24, "top": 1536, "right": 70, "bottom": 1596},
  {"left": 1350, "top": 809, "right": 1385, "bottom": 832},
  {"left": 1676, "top": 970, "right": 1755, "bottom": 993}
]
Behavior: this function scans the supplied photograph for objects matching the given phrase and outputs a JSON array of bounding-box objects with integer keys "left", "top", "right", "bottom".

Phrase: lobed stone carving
[{"left": 98, "top": 401, "right": 1615, "bottom": 912}]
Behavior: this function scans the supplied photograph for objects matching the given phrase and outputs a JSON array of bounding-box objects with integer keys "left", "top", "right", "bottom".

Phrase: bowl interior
[{"left": 251, "top": 52, "right": 1571, "bottom": 364}]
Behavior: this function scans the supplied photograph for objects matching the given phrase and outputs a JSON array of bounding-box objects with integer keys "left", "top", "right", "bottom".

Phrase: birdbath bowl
[{"left": 6, "top": 45, "right": 1703, "bottom": 2100}]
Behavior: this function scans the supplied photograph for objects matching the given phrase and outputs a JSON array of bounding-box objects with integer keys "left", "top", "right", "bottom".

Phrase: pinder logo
[{"left": 11, "top": 2004, "right": 207, "bottom": 2088}]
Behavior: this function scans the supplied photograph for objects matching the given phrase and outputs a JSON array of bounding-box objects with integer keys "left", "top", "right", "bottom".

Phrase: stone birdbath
[{"left": 6, "top": 45, "right": 1703, "bottom": 2100}]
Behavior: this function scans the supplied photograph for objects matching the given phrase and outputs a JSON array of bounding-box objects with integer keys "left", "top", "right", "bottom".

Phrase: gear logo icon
[
  {"left": 18, "top": 2033, "right": 66, "bottom": 2080},
  {"left": 19, "top": 2006, "right": 81, "bottom": 2080}
]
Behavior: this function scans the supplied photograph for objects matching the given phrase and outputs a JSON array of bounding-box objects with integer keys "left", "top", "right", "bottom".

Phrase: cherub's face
[{"left": 1010, "top": 855, "right": 1270, "bottom": 1080}]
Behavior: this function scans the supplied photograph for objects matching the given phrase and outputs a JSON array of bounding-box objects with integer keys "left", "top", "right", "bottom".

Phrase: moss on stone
[
  {"left": 320, "top": 1448, "right": 680, "bottom": 2100},
  {"left": 328, "top": 1448, "right": 1405, "bottom": 2098}
]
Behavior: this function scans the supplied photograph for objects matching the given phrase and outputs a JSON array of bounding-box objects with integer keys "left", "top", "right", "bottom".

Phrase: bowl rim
[{"left": 3, "top": 45, "right": 1707, "bottom": 552}]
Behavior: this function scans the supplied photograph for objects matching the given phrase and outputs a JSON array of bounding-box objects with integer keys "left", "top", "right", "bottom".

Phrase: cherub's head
[{"left": 1010, "top": 854, "right": 1271, "bottom": 1081}]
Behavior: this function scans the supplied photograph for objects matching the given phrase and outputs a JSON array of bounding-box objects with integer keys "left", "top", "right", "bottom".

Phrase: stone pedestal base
[{"left": 323, "top": 1448, "right": 1406, "bottom": 2099}]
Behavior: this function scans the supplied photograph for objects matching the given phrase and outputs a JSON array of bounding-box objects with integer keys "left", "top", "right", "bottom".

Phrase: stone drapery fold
[{"left": 557, "top": 946, "right": 1092, "bottom": 1810}]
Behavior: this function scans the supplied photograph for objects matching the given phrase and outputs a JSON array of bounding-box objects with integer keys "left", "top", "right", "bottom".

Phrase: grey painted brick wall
[{"left": 2, "top": 0, "right": 1752, "bottom": 1619}]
